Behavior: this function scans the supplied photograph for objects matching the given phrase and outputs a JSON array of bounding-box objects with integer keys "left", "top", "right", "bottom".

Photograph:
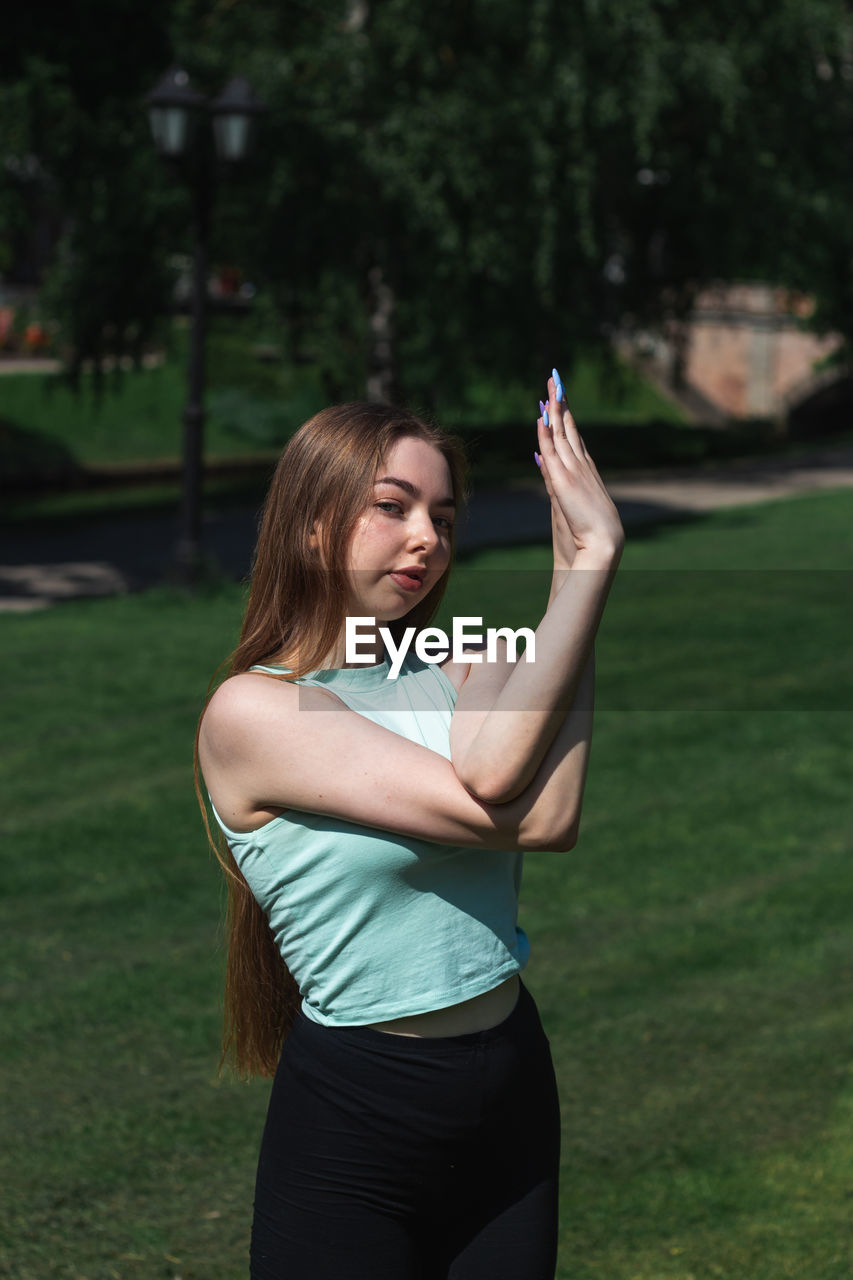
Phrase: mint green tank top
[{"left": 210, "top": 653, "right": 529, "bottom": 1026}]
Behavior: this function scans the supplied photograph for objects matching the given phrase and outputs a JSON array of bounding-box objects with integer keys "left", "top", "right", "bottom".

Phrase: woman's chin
[
  {"left": 376, "top": 604, "right": 420, "bottom": 625},
  {"left": 348, "top": 594, "right": 424, "bottom": 624}
]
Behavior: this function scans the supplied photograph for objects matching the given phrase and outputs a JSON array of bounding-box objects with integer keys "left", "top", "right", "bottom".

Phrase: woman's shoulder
[
  {"left": 207, "top": 668, "right": 293, "bottom": 711},
  {"left": 201, "top": 672, "right": 342, "bottom": 757}
]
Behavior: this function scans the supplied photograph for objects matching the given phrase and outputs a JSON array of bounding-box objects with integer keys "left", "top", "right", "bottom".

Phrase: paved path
[{"left": 2, "top": 444, "right": 853, "bottom": 611}]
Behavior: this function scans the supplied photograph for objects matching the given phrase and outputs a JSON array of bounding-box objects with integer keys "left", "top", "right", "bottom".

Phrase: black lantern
[{"left": 211, "top": 77, "right": 266, "bottom": 163}]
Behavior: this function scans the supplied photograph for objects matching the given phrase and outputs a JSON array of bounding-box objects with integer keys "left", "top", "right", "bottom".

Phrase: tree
[
  {"left": 1, "top": 4, "right": 177, "bottom": 385},
  {"left": 3, "top": 0, "right": 851, "bottom": 404},
  {"left": 204, "top": 0, "right": 853, "bottom": 403}
]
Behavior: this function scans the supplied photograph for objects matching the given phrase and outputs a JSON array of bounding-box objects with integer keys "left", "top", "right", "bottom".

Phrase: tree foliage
[
  {"left": 2, "top": 0, "right": 851, "bottom": 400},
  {"left": 2, "top": 4, "right": 178, "bottom": 384}
]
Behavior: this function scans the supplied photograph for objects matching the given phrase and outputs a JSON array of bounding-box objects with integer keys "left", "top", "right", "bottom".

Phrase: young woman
[{"left": 197, "top": 372, "right": 624, "bottom": 1280}]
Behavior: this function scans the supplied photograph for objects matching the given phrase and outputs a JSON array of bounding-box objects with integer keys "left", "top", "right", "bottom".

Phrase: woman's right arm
[{"left": 198, "top": 674, "right": 575, "bottom": 854}]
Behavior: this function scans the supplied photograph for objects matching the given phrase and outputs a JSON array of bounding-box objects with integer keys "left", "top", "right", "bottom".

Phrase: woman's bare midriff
[{"left": 366, "top": 975, "right": 520, "bottom": 1038}]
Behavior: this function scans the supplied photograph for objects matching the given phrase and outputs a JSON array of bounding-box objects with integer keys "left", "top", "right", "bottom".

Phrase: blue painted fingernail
[
  {"left": 543, "top": 407, "right": 549, "bottom": 427},
  {"left": 534, "top": 452, "right": 542, "bottom": 469},
  {"left": 552, "top": 367, "right": 564, "bottom": 401}
]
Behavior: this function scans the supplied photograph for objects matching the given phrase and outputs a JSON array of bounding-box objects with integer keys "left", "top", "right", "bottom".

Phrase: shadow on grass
[
  {"left": 0, "top": 417, "right": 82, "bottom": 488},
  {"left": 454, "top": 416, "right": 797, "bottom": 483}
]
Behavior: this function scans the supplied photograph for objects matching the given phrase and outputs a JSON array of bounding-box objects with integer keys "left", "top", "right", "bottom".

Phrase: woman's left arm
[{"left": 447, "top": 375, "right": 621, "bottom": 807}]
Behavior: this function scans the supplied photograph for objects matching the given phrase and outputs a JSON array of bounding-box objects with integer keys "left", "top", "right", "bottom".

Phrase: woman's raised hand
[{"left": 535, "top": 368, "right": 624, "bottom": 568}]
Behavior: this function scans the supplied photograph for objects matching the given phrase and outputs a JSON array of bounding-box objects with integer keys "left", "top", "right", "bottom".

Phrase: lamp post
[{"left": 146, "top": 67, "right": 265, "bottom": 585}]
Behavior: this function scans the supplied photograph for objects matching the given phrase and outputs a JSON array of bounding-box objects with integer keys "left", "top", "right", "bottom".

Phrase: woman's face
[{"left": 344, "top": 436, "right": 455, "bottom": 622}]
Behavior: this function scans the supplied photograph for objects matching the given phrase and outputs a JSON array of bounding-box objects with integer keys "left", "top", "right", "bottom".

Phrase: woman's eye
[{"left": 375, "top": 501, "right": 452, "bottom": 530}]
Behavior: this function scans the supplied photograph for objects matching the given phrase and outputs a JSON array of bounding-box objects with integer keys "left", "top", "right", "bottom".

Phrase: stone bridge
[{"left": 620, "top": 281, "right": 847, "bottom": 426}]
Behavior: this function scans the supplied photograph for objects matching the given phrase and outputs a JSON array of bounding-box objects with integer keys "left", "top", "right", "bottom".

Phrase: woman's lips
[{"left": 389, "top": 571, "right": 425, "bottom": 593}]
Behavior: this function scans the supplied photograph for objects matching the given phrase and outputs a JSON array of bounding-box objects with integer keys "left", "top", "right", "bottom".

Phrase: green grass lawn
[
  {"left": 1, "top": 489, "right": 851, "bottom": 1278},
  {"left": 0, "top": 325, "right": 328, "bottom": 472},
  {"left": 0, "top": 325, "right": 686, "bottom": 486}
]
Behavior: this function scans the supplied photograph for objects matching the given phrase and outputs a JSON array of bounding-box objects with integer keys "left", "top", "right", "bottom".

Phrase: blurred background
[
  {"left": 2, "top": 0, "right": 852, "bottom": 568},
  {"left": 1, "top": 3, "right": 851, "bottom": 1278}
]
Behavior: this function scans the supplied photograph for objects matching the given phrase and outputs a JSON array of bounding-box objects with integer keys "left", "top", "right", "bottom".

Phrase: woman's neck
[{"left": 282, "top": 620, "right": 387, "bottom": 672}]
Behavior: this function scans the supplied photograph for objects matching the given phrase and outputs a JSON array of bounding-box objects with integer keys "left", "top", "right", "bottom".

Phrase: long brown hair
[{"left": 195, "top": 403, "right": 468, "bottom": 1077}]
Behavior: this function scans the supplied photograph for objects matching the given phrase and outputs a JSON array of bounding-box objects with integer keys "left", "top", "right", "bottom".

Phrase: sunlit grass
[{"left": 1, "top": 488, "right": 851, "bottom": 1278}]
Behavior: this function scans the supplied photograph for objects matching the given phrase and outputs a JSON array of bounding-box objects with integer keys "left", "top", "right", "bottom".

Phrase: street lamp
[{"left": 146, "top": 66, "right": 265, "bottom": 585}]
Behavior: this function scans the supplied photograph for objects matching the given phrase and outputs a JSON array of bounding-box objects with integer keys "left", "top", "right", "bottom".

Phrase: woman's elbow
[
  {"left": 472, "top": 779, "right": 529, "bottom": 806},
  {"left": 554, "top": 821, "right": 580, "bottom": 852},
  {"left": 520, "top": 816, "right": 580, "bottom": 853}
]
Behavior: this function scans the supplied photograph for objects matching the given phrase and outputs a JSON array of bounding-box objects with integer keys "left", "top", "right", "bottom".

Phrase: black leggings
[{"left": 251, "top": 981, "right": 561, "bottom": 1279}]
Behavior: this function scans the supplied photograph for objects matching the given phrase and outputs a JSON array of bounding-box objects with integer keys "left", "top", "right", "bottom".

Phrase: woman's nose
[{"left": 407, "top": 508, "right": 439, "bottom": 552}]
